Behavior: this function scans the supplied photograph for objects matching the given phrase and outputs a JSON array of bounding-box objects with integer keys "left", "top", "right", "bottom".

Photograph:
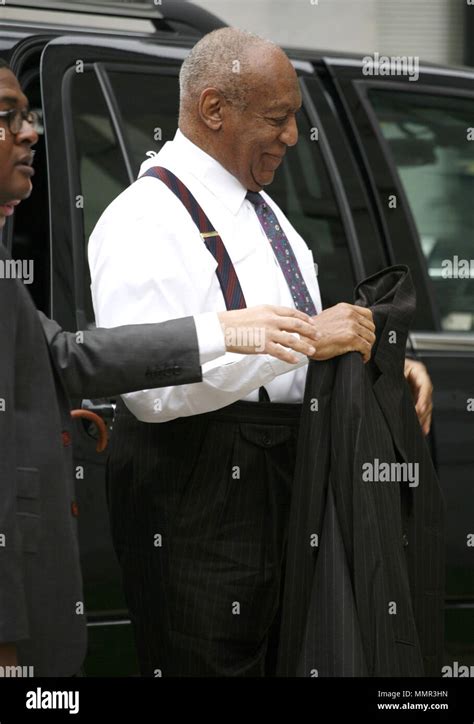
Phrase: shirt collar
[{"left": 138, "top": 129, "right": 248, "bottom": 216}]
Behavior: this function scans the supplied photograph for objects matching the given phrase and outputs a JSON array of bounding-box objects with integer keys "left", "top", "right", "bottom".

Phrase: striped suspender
[{"left": 140, "top": 166, "right": 247, "bottom": 311}]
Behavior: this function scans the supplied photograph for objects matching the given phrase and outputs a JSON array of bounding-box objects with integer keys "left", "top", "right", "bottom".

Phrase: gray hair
[{"left": 179, "top": 27, "right": 279, "bottom": 111}]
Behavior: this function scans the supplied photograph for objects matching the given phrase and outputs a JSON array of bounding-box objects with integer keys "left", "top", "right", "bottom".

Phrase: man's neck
[{"left": 178, "top": 125, "right": 228, "bottom": 174}]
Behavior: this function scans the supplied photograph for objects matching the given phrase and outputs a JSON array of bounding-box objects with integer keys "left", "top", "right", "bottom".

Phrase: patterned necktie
[{"left": 246, "top": 191, "right": 317, "bottom": 316}]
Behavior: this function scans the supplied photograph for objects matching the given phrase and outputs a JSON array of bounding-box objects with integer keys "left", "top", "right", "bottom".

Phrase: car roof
[{"left": 0, "top": 0, "right": 223, "bottom": 51}]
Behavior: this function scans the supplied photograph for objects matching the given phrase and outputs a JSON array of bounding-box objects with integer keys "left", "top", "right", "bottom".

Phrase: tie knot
[{"left": 246, "top": 191, "right": 265, "bottom": 207}]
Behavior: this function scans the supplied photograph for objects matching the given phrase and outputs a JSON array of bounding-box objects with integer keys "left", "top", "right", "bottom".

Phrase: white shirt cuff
[
  {"left": 194, "top": 312, "right": 226, "bottom": 365},
  {"left": 267, "top": 350, "right": 309, "bottom": 377}
]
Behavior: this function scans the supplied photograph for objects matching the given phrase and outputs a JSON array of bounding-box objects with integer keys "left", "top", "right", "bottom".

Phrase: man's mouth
[
  {"left": 262, "top": 153, "right": 285, "bottom": 170},
  {"left": 15, "top": 154, "right": 35, "bottom": 177},
  {"left": 0, "top": 200, "right": 21, "bottom": 217}
]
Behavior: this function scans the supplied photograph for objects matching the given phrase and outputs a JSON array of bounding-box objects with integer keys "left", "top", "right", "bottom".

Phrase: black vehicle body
[{"left": 1, "top": 0, "right": 472, "bottom": 675}]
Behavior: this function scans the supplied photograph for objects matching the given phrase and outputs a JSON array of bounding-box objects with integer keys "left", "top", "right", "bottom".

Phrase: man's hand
[
  {"left": 218, "top": 305, "right": 318, "bottom": 364},
  {"left": 404, "top": 358, "right": 433, "bottom": 435},
  {"left": 307, "top": 303, "right": 376, "bottom": 363}
]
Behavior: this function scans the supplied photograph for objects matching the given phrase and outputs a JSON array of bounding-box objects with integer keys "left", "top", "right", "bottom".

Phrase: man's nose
[
  {"left": 279, "top": 114, "right": 298, "bottom": 147},
  {"left": 16, "top": 119, "right": 39, "bottom": 147}
]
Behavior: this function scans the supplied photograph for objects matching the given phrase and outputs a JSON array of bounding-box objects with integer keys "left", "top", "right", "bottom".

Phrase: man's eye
[{"left": 267, "top": 116, "right": 288, "bottom": 126}]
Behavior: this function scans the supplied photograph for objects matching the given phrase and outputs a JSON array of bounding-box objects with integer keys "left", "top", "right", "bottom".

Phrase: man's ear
[{"left": 198, "top": 88, "right": 225, "bottom": 131}]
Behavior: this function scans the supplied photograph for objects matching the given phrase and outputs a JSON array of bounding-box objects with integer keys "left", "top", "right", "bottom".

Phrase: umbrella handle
[{"left": 70, "top": 409, "right": 108, "bottom": 453}]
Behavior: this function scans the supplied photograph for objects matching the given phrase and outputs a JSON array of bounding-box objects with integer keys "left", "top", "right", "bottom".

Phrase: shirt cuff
[
  {"left": 266, "top": 350, "right": 309, "bottom": 377},
  {"left": 194, "top": 312, "right": 226, "bottom": 365}
]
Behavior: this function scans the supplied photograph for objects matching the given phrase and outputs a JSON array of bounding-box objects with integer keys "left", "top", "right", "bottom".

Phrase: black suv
[{"left": 1, "top": 0, "right": 473, "bottom": 675}]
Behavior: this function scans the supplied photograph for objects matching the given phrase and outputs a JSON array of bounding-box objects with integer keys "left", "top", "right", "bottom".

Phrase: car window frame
[
  {"left": 359, "top": 78, "right": 474, "bottom": 325},
  {"left": 101, "top": 61, "right": 181, "bottom": 177},
  {"left": 299, "top": 75, "right": 366, "bottom": 284},
  {"left": 345, "top": 77, "right": 443, "bottom": 330},
  {"left": 323, "top": 60, "right": 474, "bottom": 335},
  {"left": 41, "top": 36, "right": 188, "bottom": 330},
  {"left": 303, "top": 72, "right": 389, "bottom": 282},
  {"left": 63, "top": 60, "right": 182, "bottom": 328}
]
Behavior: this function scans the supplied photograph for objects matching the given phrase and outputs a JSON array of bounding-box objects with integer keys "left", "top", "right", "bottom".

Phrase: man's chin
[
  {"left": 19, "top": 181, "right": 33, "bottom": 200},
  {"left": 251, "top": 170, "right": 275, "bottom": 189},
  {"left": 8, "top": 175, "right": 33, "bottom": 203},
  {"left": 0, "top": 199, "right": 22, "bottom": 222}
]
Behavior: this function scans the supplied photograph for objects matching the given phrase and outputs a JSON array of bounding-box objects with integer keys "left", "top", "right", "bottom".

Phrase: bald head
[{"left": 178, "top": 27, "right": 302, "bottom": 192}]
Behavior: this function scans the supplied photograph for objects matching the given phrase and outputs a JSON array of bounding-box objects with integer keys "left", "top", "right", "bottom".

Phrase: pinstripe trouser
[{"left": 106, "top": 399, "right": 302, "bottom": 677}]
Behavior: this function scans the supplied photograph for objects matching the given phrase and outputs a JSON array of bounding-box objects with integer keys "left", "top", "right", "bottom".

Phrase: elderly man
[
  {"left": 0, "top": 57, "right": 318, "bottom": 676},
  {"left": 89, "top": 28, "right": 433, "bottom": 677}
]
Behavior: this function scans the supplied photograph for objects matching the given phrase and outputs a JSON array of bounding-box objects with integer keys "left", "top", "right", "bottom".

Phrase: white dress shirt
[{"left": 88, "top": 129, "right": 322, "bottom": 423}]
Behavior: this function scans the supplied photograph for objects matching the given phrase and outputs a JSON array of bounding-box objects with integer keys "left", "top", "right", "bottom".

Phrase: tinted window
[
  {"left": 70, "top": 70, "right": 130, "bottom": 324},
  {"left": 71, "top": 71, "right": 130, "bottom": 244},
  {"left": 370, "top": 90, "right": 474, "bottom": 331},
  {"left": 108, "top": 70, "right": 180, "bottom": 174}
]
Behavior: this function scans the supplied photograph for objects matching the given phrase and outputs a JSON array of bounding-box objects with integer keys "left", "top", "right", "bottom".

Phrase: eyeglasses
[{"left": 0, "top": 108, "right": 40, "bottom": 134}]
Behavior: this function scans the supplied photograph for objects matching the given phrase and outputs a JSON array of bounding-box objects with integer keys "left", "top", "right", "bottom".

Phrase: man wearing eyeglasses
[
  {"left": 0, "top": 101, "right": 38, "bottom": 222},
  {"left": 0, "top": 58, "right": 321, "bottom": 677}
]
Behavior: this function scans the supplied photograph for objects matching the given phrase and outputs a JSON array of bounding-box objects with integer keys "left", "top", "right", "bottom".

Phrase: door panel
[
  {"left": 40, "top": 36, "right": 187, "bottom": 675},
  {"left": 325, "top": 58, "right": 474, "bottom": 665}
]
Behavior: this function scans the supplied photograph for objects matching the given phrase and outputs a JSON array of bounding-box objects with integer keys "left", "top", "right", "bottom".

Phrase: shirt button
[
  {"left": 275, "top": 225, "right": 280, "bottom": 231},
  {"left": 402, "top": 533, "right": 409, "bottom": 547},
  {"left": 62, "top": 431, "right": 72, "bottom": 447}
]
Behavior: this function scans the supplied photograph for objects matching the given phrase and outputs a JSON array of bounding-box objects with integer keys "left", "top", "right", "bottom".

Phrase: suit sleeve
[
  {"left": 39, "top": 313, "right": 203, "bottom": 400},
  {"left": 0, "top": 275, "right": 29, "bottom": 644}
]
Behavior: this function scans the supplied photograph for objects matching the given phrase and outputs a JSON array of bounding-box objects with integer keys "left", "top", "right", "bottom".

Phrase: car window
[
  {"left": 71, "top": 70, "right": 130, "bottom": 244},
  {"left": 107, "top": 69, "right": 180, "bottom": 175},
  {"left": 70, "top": 69, "right": 130, "bottom": 324},
  {"left": 369, "top": 90, "right": 474, "bottom": 331}
]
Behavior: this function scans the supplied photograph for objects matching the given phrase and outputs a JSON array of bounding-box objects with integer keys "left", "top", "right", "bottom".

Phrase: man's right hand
[
  {"left": 309, "top": 303, "right": 376, "bottom": 363},
  {"left": 218, "top": 305, "right": 318, "bottom": 364}
]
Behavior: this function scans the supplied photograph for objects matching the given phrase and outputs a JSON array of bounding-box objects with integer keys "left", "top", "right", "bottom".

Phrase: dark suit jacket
[
  {"left": 277, "top": 265, "right": 446, "bottom": 677},
  {"left": 0, "top": 244, "right": 202, "bottom": 676}
]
